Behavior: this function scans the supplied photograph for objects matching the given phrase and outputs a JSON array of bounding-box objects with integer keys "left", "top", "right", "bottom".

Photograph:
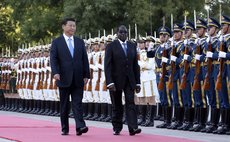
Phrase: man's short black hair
[
  {"left": 116, "top": 25, "right": 127, "bottom": 33},
  {"left": 61, "top": 18, "right": 76, "bottom": 25}
]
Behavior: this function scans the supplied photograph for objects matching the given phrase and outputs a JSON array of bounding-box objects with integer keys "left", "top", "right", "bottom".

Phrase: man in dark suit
[
  {"left": 50, "top": 18, "right": 90, "bottom": 136},
  {"left": 104, "top": 25, "right": 141, "bottom": 136}
]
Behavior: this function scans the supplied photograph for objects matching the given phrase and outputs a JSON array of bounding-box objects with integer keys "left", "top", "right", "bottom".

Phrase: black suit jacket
[
  {"left": 104, "top": 40, "right": 140, "bottom": 90},
  {"left": 50, "top": 35, "right": 90, "bottom": 88}
]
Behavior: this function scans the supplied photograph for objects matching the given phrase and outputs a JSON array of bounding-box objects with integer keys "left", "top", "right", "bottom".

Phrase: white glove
[
  {"left": 195, "top": 38, "right": 200, "bottom": 45},
  {"left": 184, "top": 39, "right": 189, "bottom": 45},
  {"left": 219, "top": 35, "right": 223, "bottom": 42},
  {"left": 171, "top": 40, "right": 175, "bottom": 47},
  {"left": 171, "top": 55, "right": 177, "bottom": 62},
  {"left": 195, "top": 54, "right": 202, "bottom": 60},
  {"left": 219, "top": 51, "right": 226, "bottom": 58},
  {"left": 206, "top": 36, "right": 211, "bottom": 43},
  {"left": 148, "top": 42, "right": 154, "bottom": 51},
  {"left": 183, "top": 54, "right": 189, "bottom": 60},
  {"left": 162, "top": 57, "right": 169, "bottom": 63},
  {"left": 206, "top": 51, "right": 213, "bottom": 58}
]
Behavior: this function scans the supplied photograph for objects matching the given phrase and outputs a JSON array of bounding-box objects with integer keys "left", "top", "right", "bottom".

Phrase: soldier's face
[
  {"left": 183, "top": 29, "right": 192, "bottom": 38},
  {"left": 208, "top": 26, "right": 218, "bottom": 36},
  {"left": 196, "top": 28, "right": 206, "bottom": 37},
  {"left": 138, "top": 42, "right": 145, "bottom": 50},
  {"left": 100, "top": 43, "right": 105, "bottom": 50},
  {"left": 173, "top": 31, "right": 182, "bottom": 41},
  {"left": 62, "top": 21, "right": 76, "bottom": 37},
  {"left": 117, "top": 26, "right": 128, "bottom": 42},
  {"left": 222, "top": 24, "right": 229, "bottom": 34}
]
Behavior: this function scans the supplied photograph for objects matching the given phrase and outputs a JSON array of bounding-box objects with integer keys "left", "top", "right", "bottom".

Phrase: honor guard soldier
[
  {"left": 167, "top": 23, "right": 185, "bottom": 129},
  {"left": 189, "top": 18, "right": 208, "bottom": 132},
  {"left": 177, "top": 20, "right": 196, "bottom": 131},
  {"left": 213, "top": 15, "right": 230, "bottom": 135},
  {"left": 147, "top": 26, "right": 173, "bottom": 128},
  {"left": 201, "top": 17, "right": 221, "bottom": 133}
]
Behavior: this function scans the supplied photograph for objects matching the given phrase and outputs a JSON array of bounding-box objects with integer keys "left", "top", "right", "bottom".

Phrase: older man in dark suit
[
  {"left": 50, "top": 18, "right": 90, "bottom": 136},
  {"left": 104, "top": 25, "right": 141, "bottom": 136}
]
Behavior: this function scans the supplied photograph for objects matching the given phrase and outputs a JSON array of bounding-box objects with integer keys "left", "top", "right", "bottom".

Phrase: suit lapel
[{"left": 126, "top": 41, "right": 131, "bottom": 58}]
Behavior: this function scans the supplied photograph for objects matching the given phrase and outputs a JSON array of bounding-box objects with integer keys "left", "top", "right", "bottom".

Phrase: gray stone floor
[{"left": 0, "top": 110, "right": 229, "bottom": 142}]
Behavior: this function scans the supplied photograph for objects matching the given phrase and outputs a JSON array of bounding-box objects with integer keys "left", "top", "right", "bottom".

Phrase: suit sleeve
[
  {"left": 50, "top": 39, "right": 60, "bottom": 76},
  {"left": 133, "top": 44, "right": 141, "bottom": 85},
  {"left": 82, "top": 42, "right": 90, "bottom": 78},
  {"left": 104, "top": 43, "right": 114, "bottom": 86}
]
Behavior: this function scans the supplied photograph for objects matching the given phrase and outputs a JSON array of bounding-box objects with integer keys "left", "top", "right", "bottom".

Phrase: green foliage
[{"left": 0, "top": 0, "right": 229, "bottom": 55}]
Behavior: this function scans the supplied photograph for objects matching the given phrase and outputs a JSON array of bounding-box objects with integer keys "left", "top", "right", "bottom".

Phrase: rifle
[
  {"left": 0, "top": 64, "right": 5, "bottom": 89},
  {"left": 95, "top": 53, "right": 102, "bottom": 91},
  {"left": 16, "top": 62, "right": 21, "bottom": 89},
  {"left": 168, "top": 44, "right": 176, "bottom": 90},
  {"left": 158, "top": 46, "right": 167, "bottom": 91},
  {"left": 23, "top": 61, "right": 28, "bottom": 89},
  {"left": 30, "top": 61, "right": 36, "bottom": 90},
  {"left": 19, "top": 62, "right": 25, "bottom": 89},
  {"left": 203, "top": 42, "right": 213, "bottom": 90},
  {"left": 87, "top": 54, "right": 94, "bottom": 92},
  {"left": 36, "top": 61, "right": 41, "bottom": 90},
  {"left": 39, "top": 59, "right": 45, "bottom": 90},
  {"left": 215, "top": 40, "right": 224, "bottom": 90},
  {"left": 44, "top": 59, "right": 49, "bottom": 90},
  {"left": 5, "top": 64, "right": 10, "bottom": 90},
  {"left": 180, "top": 44, "right": 189, "bottom": 90},
  {"left": 193, "top": 44, "right": 202, "bottom": 90},
  {"left": 27, "top": 60, "right": 33, "bottom": 89}
]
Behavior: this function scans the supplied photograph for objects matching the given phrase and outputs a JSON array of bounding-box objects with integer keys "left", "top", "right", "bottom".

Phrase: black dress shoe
[
  {"left": 76, "top": 126, "right": 89, "bottom": 136},
  {"left": 113, "top": 130, "right": 121, "bottom": 135},
  {"left": 61, "top": 131, "right": 69, "bottom": 135},
  {"left": 129, "top": 128, "right": 141, "bottom": 136}
]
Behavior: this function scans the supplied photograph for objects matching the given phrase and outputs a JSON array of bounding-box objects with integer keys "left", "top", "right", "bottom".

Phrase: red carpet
[{"left": 0, "top": 115, "right": 201, "bottom": 142}]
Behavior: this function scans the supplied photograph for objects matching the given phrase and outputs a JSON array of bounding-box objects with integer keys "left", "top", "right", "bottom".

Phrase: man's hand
[
  {"left": 84, "top": 78, "right": 88, "bottom": 84},
  {"left": 108, "top": 84, "right": 116, "bottom": 92},
  {"left": 54, "top": 74, "right": 60, "bottom": 80},
  {"left": 135, "top": 85, "right": 141, "bottom": 93}
]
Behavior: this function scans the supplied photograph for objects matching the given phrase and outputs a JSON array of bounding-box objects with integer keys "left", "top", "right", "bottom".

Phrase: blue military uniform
[
  {"left": 147, "top": 26, "right": 173, "bottom": 128},
  {"left": 177, "top": 20, "right": 196, "bottom": 131},
  {"left": 167, "top": 23, "right": 185, "bottom": 129},
  {"left": 213, "top": 15, "right": 230, "bottom": 135},
  {"left": 189, "top": 18, "right": 208, "bottom": 132}
]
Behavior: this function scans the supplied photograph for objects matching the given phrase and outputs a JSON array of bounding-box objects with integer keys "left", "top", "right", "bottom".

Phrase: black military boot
[
  {"left": 42, "top": 101, "right": 51, "bottom": 115},
  {"left": 96, "top": 103, "right": 107, "bottom": 121},
  {"left": 34, "top": 100, "right": 41, "bottom": 114},
  {"left": 90, "top": 103, "right": 101, "bottom": 120},
  {"left": 138, "top": 105, "right": 147, "bottom": 125},
  {"left": 54, "top": 101, "right": 60, "bottom": 116},
  {"left": 154, "top": 103, "right": 162, "bottom": 120},
  {"left": 8, "top": 98, "right": 14, "bottom": 111},
  {"left": 21, "top": 99, "right": 29, "bottom": 113},
  {"left": 191, "top": 108, "right": 207, "bottom": 132},
  {"left": 48, "top": 101, "right": 55, "bottom": 116},
  {"left": 201, "top": 108, "right": 220, "bottom": 133},
  {"left": 213, "top": 109, "right": 230, "bottom": 134},
  {"left": 168, "top": 107, "right": 184, "bottom": 129},
  {"left": 103, "top": 104, "right": 112, "bottom": 122},
  {"left": 177, "top": 107, "right": 194, "bottom": 131},
  {"left": 156, "top": 106, "right": 172, "bottom": 128},
  {"left": 38, "top": 100, "right": 45, "bottom": 114},
  {"left": 142, "top": 105, "right": 155, "bottom": 127},
  {"left": 82, "top": 103, "right": 88, "bottom": 118},
  {"left": 84, "top": 103, "right": 94, "bottom": 120},
  {"left": 26, "top": 99, "right": 33, "bottom": 113}
]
